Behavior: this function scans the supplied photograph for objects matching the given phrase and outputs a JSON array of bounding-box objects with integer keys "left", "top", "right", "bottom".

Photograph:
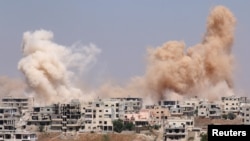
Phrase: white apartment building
[
  {"left": 198, "top": 101, "right": 221, "bottom": 119},
  {"left": 1, "top": 96, "right": 32, "bottom": 111},
  {"left": 81, "top": 98, "right": 120, "bottom": 132},
  {"left": 169, "top": 105, "right": 183, "bottom": 117},
  {"left": 184, "top": 96, "right": 200, "bottom": 110},
  {"left": 240, "top": 103, "right": 250, "bottom": 125},
  {"left": 158, "top": 100, "right": 179, "bottom": 109},
  {"left": 111, "top": 97, "right": 143, "bottom": 114},
  {"left": 164, "top": 117, "right": 194, "bottom": 141},
  {"left": 124, "top": 109, "right": 151, "bottom": 126},
  {"left": 221, "top": 95, "right": 241, "bottom": 114}
]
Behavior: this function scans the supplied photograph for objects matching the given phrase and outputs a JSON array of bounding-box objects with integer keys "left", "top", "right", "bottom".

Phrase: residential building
[
  {"left": 158, "top": 100, "right": 179, "bottom": 109},
  {"left": 170, "top": 105, "right": 183, "bottom": 117},
  {"left": 111, "top": 97, "right": 143, "bottom": 114},
  {"left": 240, "top": 103, "right": 250, "bottom": 125},
  {"left": 1, "top": 96, "right": 32, "bottom": 112},
  {"left": 198, "top": 101, "right": 221, "bottom": 119},
  {"left": 221, "top": 95, "right": 241, "bottom": 114},
  {"left": 124, "top": 109, "right": 151, "bottom": 126},
  {"left": 164, "top": 117, "right": 194, "bottom": 141},
  {"left": 145, "top": 105, "right": 170, "bottom": 125}
]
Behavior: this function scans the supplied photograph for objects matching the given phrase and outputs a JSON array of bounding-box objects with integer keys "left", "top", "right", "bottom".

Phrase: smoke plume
[
  {"left": 99, "top": 5, "right": 236, "bottom": 102},
  {"left": 18, "top": 29, "right": 101, "bottom": 104},
  {"left": 145, "top": 5, "right": 236, "bottom": 100},
  {"left": 0, "top": 76, "right": 26, "bottom": 98}
]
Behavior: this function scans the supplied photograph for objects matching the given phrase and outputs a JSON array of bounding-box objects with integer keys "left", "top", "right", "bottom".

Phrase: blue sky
[{"left": 0, "top": 1, "right": 250, "bottom": 95}]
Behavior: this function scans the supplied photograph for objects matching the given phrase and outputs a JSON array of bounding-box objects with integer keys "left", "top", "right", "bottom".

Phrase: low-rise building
[
  {"left": 1, "top": 96, "right": 32, "bottom": 112},
  {"left": 198, "top": 101, "right": 221, "bottom": 119},
  {"left": 124, "top": 109, "right": 151, "bottom": 126},
  {"left": 145, "top": 105, "right": 170, "bottom": 125},
  {"left": 158, "top": 100, "right": 179, "bottom": 109},
  {"left": 240, "top": 103, "right": 250, "bottom": 125},
  {"left": 164, "top": 117, "right": 194, "bottom": 141},
  {"left": 221, "top": 95, "right": 241, "bottom": 114},
  {"left": 170, "top": 105, "right": 183, "bottom": 117}
]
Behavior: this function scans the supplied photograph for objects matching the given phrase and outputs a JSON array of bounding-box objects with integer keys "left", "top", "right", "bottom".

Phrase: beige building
[
  {"left": 1, "top": 96, "right": 32, "bottom": 112},
  {"left": 145, "top": 105, "right": 170, "bottom": 125},
  {"left": 221, "top": 95, "right": 241, "bottom": 114},
  {"left": 240, "top": 103, "right": 250, "bottom": 125},
  {"left": 164, "top": 117, "right": 194, "bottom": 141}
]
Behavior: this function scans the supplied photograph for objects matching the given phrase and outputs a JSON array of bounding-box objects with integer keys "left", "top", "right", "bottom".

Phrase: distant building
[
  {"left": 124, "top": 109, "right": 151, "bottom": 126},
  {"left": 158, "top": 100, "right": 179, "bottom": 109},
  {"left": 240, "top": 103, "right": 250, "bottom": 125},
  {"left": 145, "top": 105, "right": 170, "bottom": 125},
  {"left": 221, "top": 95, "right": 242, "bottom": 114},
  {"left": 170, "top": 105, "right": 183, "bottom": 117},
  {"left": 164, "top": 117, "right": 194, "bottom": 141},
  {"left": 198, "top": 101, "right": 221, "bottom": 119},
  {"left": 1, "top": 96, "right": 32, "bottom": 112}
]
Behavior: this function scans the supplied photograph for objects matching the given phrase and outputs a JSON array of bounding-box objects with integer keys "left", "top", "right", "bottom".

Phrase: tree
[
  {"left": 222, "top": 114, "right": 227, "bottom": 119},
  {"left": 227, "top": 112, "right": 236, "bottom": 120},
  {"left": 124, "top": 122, "right": 134, "bottom": 131},
  {"left": 200, "top": 133, "right": 207, "bottom": 141},
  {"left": 113, "top": 119, "right": 124, "bottom": 133}
]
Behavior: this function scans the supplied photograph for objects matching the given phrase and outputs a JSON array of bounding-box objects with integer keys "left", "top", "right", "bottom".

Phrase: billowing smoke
[
  {"left": 145, "top": 5, "right": 236, "bottom": 100},
  {"left": 99, "top": 5, "right": 237, "bottom": 102},
  {"left": 18, "top": 30, "right": 101, "bottom": 104},
  {"left": 0, "top": 76, "right": 26, "bottom": 98}
]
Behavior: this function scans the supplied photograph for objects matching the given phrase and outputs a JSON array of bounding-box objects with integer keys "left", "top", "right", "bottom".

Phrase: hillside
[{"left": 37, "top": 132, "right": 156, "bottom": 141}]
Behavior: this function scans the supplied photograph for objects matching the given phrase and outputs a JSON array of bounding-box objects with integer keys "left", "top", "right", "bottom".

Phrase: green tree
[
  {"left": 124, "top": 122, "right": 134, "bottom": 131},
  {"left": 200, "top": 133, "right": 207, "bottom": 141},
  {"left": 113, "top": 119, "right": 124, "bottom": 133},
  {"left": 227, "top": 112, "right": 236, "bottom": 120},
  {"left": 222, "top": 114, "right": 227, "bottom": 119}
]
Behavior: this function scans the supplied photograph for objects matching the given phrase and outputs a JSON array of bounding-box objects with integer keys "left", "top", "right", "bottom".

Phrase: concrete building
[
  {"left": 0, "top": 106, "right": 37, "bottom": 141},
  {"left": 170, "top": 105, "right": 183, "bottom": 117},
  {"left": 48, "top": 99, "right": 82, "bottom": 132},
  {"left": 124, "top": 109, "right": 151, "bottom": 126},
  {"left": 184, "top": 96, "right": 200, "bottom": 111},
  {"left": 0, "top": 131, "right": 37, "bottom": 141},
  {"left": 221, "top": 95, "right": 241, "bottom": 114},
  {"left": 80, "top": 99, "right": 118, "bottom": 132},
  {"left": 180, "top": 104, "right": 195, "bottom": 117},
  {"left": 111, "top": 97, "right": 143, "bottom": 114},
  {"left": 0, "top": 107, "right": 20, "bottom": 132},
  {"left": 198, "top": 101, "right": 221, "bottom": 119},
  {"left": 27, "top": 105, "right": 53, "bottom": 127},
  {"left": 240, "top": 103, "right": 250, "bottom": 125},
  {"left": 145, "top": 105, "right": 170, "bottom": 125},
  {"left": 158, "top": 100, "right": 179, "bottom": 109},
  {"left": 1, "top": 96, "right": 32, "bottom": 112},
  {"left": 164, "top": 117, "right": 194, "bottom": 141}
]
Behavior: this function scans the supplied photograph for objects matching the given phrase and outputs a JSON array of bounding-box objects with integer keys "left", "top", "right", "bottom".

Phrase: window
[
  {"left": 104, "top": 121, "right": 107, "bottom": 124},
  {"left": 226, "top": 103, "right": 228, "bottom": 105}
]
